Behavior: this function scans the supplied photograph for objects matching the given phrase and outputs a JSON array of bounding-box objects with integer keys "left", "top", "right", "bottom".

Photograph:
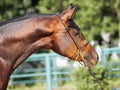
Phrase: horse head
[{"left": 50, "top": 5, "right": 99, "bottom": 68}]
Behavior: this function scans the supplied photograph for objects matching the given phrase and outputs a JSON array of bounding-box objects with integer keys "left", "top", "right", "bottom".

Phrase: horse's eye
[
  {"left": 75, "top": 31, "right": 80, "bottom": 35},
  {"left": 68, "top": 25, "right": 71, "bottom": 28},
  {"left": 74, "top": 30, "right": 80, "bottom": 35},
  {"left": 84, "top": 56, "right": 88, "bottom": 60},
  {"left": 68, "top": 19, "right": 72, "bottom": 21}
]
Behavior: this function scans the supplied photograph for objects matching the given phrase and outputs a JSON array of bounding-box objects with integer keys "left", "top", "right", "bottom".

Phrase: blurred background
[
  {"left": 0, "top": 0, "right": 120, "bottom": 90},
  {"left": 0, "top": 0, "right": 119, "bottom": 47}
]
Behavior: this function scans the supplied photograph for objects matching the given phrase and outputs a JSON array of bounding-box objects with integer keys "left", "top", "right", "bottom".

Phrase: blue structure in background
[
  {"left": 102, "top": 47, "right": 120, "bottom": 90},
  {"left": 10, "top": 53, "right": 72, "bottom": 90},
  {"left": 101, "top": 47, "right": 120, "bottom": 66},
  {"left": 10, "top": 47, "right": 120, "bottom": 90}
]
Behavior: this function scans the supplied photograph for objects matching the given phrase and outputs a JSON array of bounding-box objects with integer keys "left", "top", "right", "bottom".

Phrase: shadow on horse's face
[{"left": 51, "top": 5, "right": 98, "bottom": 68}]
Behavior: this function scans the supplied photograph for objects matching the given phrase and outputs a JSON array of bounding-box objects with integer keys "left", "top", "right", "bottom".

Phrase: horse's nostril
[
  {"left": 97, "top": 55, "right": 99, "bottom": 60},
  {"left": 96, "top": 54, "right": 99, "bottom": 62},
  {"left": 84, "top": 56, "right": 87, "bottom": 60}
]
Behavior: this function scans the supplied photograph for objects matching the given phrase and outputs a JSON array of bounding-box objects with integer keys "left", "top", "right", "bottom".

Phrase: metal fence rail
[
  {"left": 101, "top": 47, "right": 120, "bottom": 66},
  {"left": 9, "top": 47, "right": 120, "bottom": 90},
  {"left": 10, "top": 53, "right": 73, "bottom": 90},
  {"left": 101, "top": 47, "right": 120, "bottom": 90}
]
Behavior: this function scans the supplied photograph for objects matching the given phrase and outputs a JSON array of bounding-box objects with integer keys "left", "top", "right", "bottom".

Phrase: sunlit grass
[
  {"left": 8, "top": 83, "right": 46, "bottom": 90},
  {"left": 8, "top": 82, "right": 76, "bottom": 90}
]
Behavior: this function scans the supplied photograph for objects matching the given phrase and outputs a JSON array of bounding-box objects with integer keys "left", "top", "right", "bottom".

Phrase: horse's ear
[{"left": 60, "top": 5, "right": 77, "bottom": 21}]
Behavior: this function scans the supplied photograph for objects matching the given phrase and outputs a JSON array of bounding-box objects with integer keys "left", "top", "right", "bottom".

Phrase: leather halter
[{"left": 56, "top": 15, "right": 89, "bottom": 62}]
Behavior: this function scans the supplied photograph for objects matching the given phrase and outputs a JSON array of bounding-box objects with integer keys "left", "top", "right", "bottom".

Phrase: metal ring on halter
[
  {"left": 75, "top": 49, "right": 84, "bottom": 66},
  {"left": 76, "top": 48, "right": 86, "bottom": 66},
  {"left": 75, "top": 42, "right": 89, "bottom": 62}
]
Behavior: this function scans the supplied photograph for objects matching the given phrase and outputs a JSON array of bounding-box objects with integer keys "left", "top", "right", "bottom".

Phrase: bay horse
[{"left": 0, "top": 5, "right": 98, "bottom": 90}]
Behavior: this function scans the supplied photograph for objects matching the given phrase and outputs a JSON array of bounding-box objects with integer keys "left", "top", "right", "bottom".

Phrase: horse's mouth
[
  {"left": 69, "top": 52, "right": 98, "bottom": 68},
  {"left": 82, "top": 59, "right": 97, "bottom": 68}
]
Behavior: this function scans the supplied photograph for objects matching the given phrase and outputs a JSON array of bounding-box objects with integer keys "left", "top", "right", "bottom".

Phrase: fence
[
  {"left": 9, "top": 47, "right": 120, "bottom": 90},
  {"left": 101, "top": 47, "right": 120, "bottom": 90},
  {"left": 10, "top": 53, "right": 73, "bottom": 90}
]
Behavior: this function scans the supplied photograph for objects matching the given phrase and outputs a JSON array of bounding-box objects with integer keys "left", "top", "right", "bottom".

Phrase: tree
[{"left": 0, "top": 0, "right": 119, "bottom": 45}]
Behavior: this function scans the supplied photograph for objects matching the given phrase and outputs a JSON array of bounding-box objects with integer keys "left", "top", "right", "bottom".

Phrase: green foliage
[
  {"left": 0, "top": 0, "right": 119, "bottom": 42},
  {"left": 72, "top": 65, "right": 113, "bottom": 90},
  {"left": 71, "top": 0, "right": 119, "bottom": 41}
]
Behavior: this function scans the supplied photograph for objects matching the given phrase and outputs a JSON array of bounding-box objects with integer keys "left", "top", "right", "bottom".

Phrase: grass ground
[
  {"left": 8, "top": 83, "right": 76, "bottom": 90},
  {"left": 7, "top": 79, "right": 120, "bottom": 90}
]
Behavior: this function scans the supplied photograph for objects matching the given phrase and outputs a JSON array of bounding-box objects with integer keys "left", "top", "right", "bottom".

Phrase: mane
[{"left": 0, "top": 12, "right": 56, "bottom": 26}]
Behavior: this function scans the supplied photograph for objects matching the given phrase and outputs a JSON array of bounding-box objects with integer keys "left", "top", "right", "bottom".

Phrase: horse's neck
[
  {"left": 0, "top": 18, "right": 53, "bottom": 62},
  {"left": 0, "top": 19, "right": 33, "bottom": 40},
  {"left": 0, "top": 17, "right": 54, "bottom": 61}
]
